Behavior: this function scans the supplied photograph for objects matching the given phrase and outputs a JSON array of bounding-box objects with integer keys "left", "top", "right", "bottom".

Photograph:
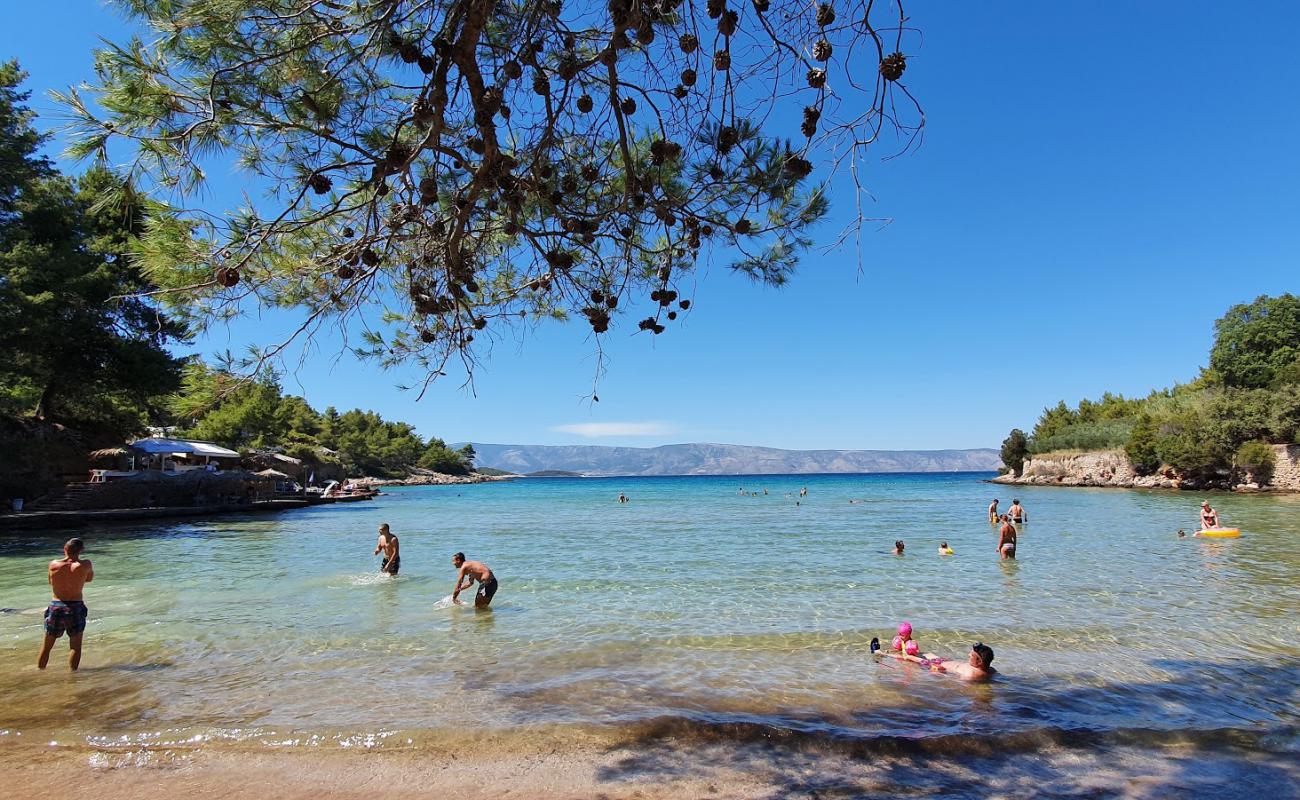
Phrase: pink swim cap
[
  {"left": 891, "top": 636, "right": 904, "bottom": 651},
  {"left": 898, "top": 621, "right": 913, "bottom": 638},
  {"left": 905, "top": 640, "right": 920, "bottom": 656}
]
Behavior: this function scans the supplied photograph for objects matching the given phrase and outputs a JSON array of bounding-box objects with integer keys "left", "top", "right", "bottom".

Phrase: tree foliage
[
  {"left": 172, "top": 361, "right": 472, "bottom": 477},
  {"left": 60, "top": 0, "right": 922, "bottom": 387},
  {"left": 1000, "top": 428, "right": 1028, "bottom": 477},
  {"left": 0, "top": 62, "right": 186, "bottom": 443},
  {"left": 1209, "top": 294, "right": 1300, "bottom": 389}
]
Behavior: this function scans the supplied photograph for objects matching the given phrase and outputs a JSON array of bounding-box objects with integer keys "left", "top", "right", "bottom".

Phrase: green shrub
[
  {"left": 1235, "top": 440, "right": 1276, "bottom": 484},
  {"left": 1000, "top": 429, "right": 1029, "bottom": 476},
  {"left": 1029, "top": 419, "right": 1133, "bottom": 454},
  {"left": 1125, "top": 415, "right": 1161, "bottom": 474}
]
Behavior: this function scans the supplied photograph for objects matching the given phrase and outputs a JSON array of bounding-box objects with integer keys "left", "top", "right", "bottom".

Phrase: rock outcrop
[{"left": 994, "top": 445, "right": 1300, "bottom": 492}]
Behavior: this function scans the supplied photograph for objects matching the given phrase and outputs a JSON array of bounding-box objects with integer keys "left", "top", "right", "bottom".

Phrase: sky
[{"left": 3, "top": 2, "right": 1298, "bottom": 451}]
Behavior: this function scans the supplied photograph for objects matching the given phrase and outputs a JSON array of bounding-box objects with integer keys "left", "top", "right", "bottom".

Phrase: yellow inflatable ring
[{"left": 1196, "top": 528, "right": 1241, "bottom": 538}]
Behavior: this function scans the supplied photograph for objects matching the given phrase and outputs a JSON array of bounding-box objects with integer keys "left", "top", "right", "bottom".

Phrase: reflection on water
[{"left": 0, "top": 474, "right": 1297, "bottom": 777}]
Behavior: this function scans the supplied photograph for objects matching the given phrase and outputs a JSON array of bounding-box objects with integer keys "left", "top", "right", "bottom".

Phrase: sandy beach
[{"left": 4, "top": 724, "right": 1295, "bottom": 800}]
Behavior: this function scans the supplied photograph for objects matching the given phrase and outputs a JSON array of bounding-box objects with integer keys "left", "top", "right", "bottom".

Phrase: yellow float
[{"left": 1195, "top": 528, "right": 1241, "bottom": 538}]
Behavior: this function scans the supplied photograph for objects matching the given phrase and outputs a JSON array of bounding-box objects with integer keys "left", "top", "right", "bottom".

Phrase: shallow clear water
[{"left": 1, "top": 474, "right": 1296, "bottom": 777}]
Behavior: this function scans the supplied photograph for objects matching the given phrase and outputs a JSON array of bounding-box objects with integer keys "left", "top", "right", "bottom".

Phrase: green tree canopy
[
  {"left": 60, "top": 0, "right": 922, "bottom": 386},
  {"left": 0, "top": 62, "right": 186, "bottom": 441},
  {"left": 1209, "top": 294, "right": 1300, "bottom": 389}
]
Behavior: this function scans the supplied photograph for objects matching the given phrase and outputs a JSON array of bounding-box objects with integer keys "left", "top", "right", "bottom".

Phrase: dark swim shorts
[
  {"left": 476, "top": 575, "right": 498, "bottom": 604},
  {"left": 381, "top": 555, "right": 400, "bottom": 575},
  {"left": 44, "top": 600, "right": 88, "bottom": 638}
]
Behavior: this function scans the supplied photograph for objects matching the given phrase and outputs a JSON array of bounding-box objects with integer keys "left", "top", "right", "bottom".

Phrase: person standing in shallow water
[
  {"left": 374, "top": 523, "right": 400, "bottom": 575},
  {"left": 451, "top": 552, "right": 498, "bottom": 608},
  {"left": 988, "top": 498, "right": 999, "bottom": 524},
  {"left": 1008, "top": 499, "right": 1026, "bottom": 524},
  {"left": 998, "top": 515, "right": 1018, "bottom": 560},
  {"left": 38, "top": 538, "right": 94, "bottom": 670}
]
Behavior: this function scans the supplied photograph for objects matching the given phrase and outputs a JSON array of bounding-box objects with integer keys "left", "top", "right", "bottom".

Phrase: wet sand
[{"left": 4, "top": 727, "right": 1295, "bottom": 799}]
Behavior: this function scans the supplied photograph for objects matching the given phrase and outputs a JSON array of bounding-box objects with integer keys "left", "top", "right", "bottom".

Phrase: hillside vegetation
[{"left": 1001, "top": 294, "right": 1300, "bottom": 482}]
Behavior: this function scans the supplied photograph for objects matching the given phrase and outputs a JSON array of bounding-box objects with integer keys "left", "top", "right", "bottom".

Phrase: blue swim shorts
[{"left": 44, "top": 600, "right": 88, "bottom": 638}]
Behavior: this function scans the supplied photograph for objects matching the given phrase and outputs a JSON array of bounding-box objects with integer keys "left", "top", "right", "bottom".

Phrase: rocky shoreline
[
  {"left": 992, "top": 445, "right": 1300, "bottom": 493},
  {"left": 355, "top": 470, "right": 516, "bottom": 487}
]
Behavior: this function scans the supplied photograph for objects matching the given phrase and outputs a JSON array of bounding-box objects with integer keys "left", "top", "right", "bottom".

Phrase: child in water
[{"left": 938, "top": 541, "right": 955, "bottom": 555}]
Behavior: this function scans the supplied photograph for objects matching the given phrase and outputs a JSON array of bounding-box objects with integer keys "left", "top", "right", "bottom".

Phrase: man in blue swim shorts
[{"left": 38, "top": 538, "right": 94, "bottom": 670}]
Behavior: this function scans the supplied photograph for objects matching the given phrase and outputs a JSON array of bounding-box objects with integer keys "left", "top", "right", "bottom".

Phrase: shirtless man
[
  {"left": 988, "top": 498, "right": 999, "bottom": 524},
  {"left": 38, "top": 538, "right": 94, "bottom": 670},
  {"left": 373, "top": 523, "right": 400, "bottom": 575},
  {"left": 997, "top": 515, "right": 1017, "bottom": 560},
  {"left": 451, "top": 552, "right": 498, "bottom": 608},
  {"left": 892, "top": 540, "right": 905, "bottom": 556},
  {"left": 1008, "top": 499, "right": 1027, "bottom": 524},
  {"left": 1199, "top": 501, "right": 1220, "bottom": 530},
  {"left": 876, "top": 641, "right": 997, "bottom": 682}
]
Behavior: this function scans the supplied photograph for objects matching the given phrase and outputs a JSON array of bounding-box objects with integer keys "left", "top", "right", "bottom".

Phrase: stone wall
[{"left": 995, "top": 444, "right": 1300, "bottom": 493}]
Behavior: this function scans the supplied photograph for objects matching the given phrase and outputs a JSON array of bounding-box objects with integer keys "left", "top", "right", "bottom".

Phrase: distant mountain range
[{"left": 464, "top": 442, "right": 1001, "bottom": 477}]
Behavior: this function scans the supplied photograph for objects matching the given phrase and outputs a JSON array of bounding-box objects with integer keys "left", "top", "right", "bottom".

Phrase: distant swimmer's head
[
  {"left": 64, "top": 538, "right": 84, "bottom": 556},
  {"left": 972, "top": 642, "right": 994, "bottom": 669},
  {"left": 452, "top": 552, "right": 466, "bottom": 567},
  {"left": 379, "top": 523, "right": 390, "bottom": 533},
  {"left": 940, "top": 541, "right": 949, "bottom": 549},
  {"left": 1177, "top": 529, "right": 1186, "bottom": 538},
  {"left": 894, "top": 540, "right": 905, "bottom": 553},
  {"left": 897, "top": 621, "right": 913, "bottom": 638}
]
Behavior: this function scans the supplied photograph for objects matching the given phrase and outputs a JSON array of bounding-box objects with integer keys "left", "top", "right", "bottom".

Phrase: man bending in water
[
  {"left": 38, "top": 538, "right": 94, "bottom": 670},
  {"left": 451, "top": 552, "right": 497, "bottom": 608},
  {"left": 373, "top": 523, "right": 400, "bottom": 575},
  {"left": 874, "top": 640, "right": 997, "bottom": 682}
]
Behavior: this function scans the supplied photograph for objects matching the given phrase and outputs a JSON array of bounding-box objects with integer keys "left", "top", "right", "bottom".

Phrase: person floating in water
[
  {"left": 938, "top": 541, "right": 954, "bottom": 556},
  {"left": 988, "top": 498, "right": 999, "bottom": 524},
  {"left": 1008, "top": 499, "right": 1026, "bottom": 524},
  {"left": 618, "top": 493, "right": 628, "bottom": 503},
  {"left": 800, "top": 487, "right": 808, "bottom": 498},
  {"left": 373, "top": 523, "right": 400, "bottom": 575},
  {"left": 1200, "top": 501, "right": 1220, "bottom": 529},
  {"left": 451, "top": 552, "right": 498, "bottom": 608},
  {"left": 892, "top": 540, "right": 905, "bottom": 556},
  {"left": 873, "top": 638, "right": 997, "bottom": 682},
  {"left": 997, "top": 515, "right": 1017, "bottom": 560},
  {"left": 38, "top": 538, "right": 93, "bottom": 670}
]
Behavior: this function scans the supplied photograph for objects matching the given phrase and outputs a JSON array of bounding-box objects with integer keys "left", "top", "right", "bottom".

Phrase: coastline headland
[{"left": 993, "top": 444, "right": 1300, "bottom": 493}]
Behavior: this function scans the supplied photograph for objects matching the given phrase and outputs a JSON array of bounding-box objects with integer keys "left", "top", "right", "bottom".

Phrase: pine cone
[
  {"left": 713, "top": 49, "right": 731, "bottom": 71},
  {"left": 783, "top": 155, "right": 812, "bottom": 179},
  {"left": 734, "top": 218, "right": 751, "bottom": 234},
  {"left": 681, "top": 68, "right": 697, "bottom": 86},
  {"left": 707, "top": 0, "right": 724, "bottom": 19},
  {"left": 417, "top": 55, "right": 435, "bottom": 74},
  {"left": 679, "top": 34, "right": 698, "bottom": 53},
  {"left": 753, "top": 0, "right": 770, "bottom": 12},
  {"left": 636, "top": 26, "right": 655, "bottom": 45},
  {"left": 816, "top": 3, "right": 835, "bottom": 26},
  {"left": 308, "top": 174, "right": 332, "bottom": 195},
  {"left": 879, "top": 51, "right": 907, "bottom": 81},
  {"left": 679, "top": 299, "right": 691, "bottom": 310},
  {"left": 215, "top": 267, "right": 240, "bottom": 288},
  {"left": 620, "top": 97, "right": 637, "bottom": 115},
  {"left": 812, "top": 39, "right": 832, "bottom": 61},
  {"left": 806, "top": 68, "right": 827, "bottom": 88},
  {"left": 503, "top": 60, "right": 523, "bottom": 80},
  {"left": 336, "top": 265, "right": 356, "bottom": 280},
  {"left": 420, "top": 330, "right": 436, "bottom": 343},
  {"left": 577, "top": 94, "right": 594, "bottom": 113},
  {"left": 361, "top": 248, "right": 380, "bottom": 267},
  {"left": 673, "top": 86, "right": 688, "bottom": 99},
  {"left": 532, "top": 73, "right": 550, "bottom": 95},
  {"left": 718, "top": 10, "right": 738, "bottom": 36}
]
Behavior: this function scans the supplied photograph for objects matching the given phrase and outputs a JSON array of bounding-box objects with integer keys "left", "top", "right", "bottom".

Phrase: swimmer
[
  {"left": 373, "top": 523, "right": 400, "bottom": 575},
  {"left": 800, "top": 487, "right": 808, "bottom": 498},
  {"left": 874, "top": 640, "right": 997, "bottom": 682},
  {"left": 997, "top": 516, "right": 1017, "bottom": 560},
  {"left": 1008, "top": 499, "right": 1026, "bottom": 524},
  {"left": 1199, "top": 500, "right": 1220, "bottom": 529},
  {"left": 938, "top": 541, "right": 954, "bottom": 556},
  {"left": 892, "top": 540, "right": 905, "bottom": 556},
  {"left": 38, "top": 538, "right": 94, "bottom": 670},
  {"left": 618, "top": 492, "right": 628, "bottom": 503},
  {"left": 451, "top": 552, "right": 498, "bottom": 608},
  {"left": 1177, "top": 529, "right": 1186, "bottom": 538}
]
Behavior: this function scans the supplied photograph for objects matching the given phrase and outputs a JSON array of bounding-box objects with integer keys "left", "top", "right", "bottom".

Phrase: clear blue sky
[{"left": 4, "top": 2, "right": 1298, "bottom": 450}]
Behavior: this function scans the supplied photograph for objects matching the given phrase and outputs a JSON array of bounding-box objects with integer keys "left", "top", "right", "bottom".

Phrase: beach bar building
[{"left": 89, "top": 438, "right": 242, "bottom": 482}]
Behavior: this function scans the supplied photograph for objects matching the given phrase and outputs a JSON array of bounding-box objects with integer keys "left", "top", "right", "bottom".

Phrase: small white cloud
[{"left": 552, "top": 421, "right": 678, "bottom": 438}]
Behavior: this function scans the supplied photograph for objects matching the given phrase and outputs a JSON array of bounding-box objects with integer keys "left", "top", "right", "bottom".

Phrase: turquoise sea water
[{"left": 1, "top": 473, "right": 1297, "bottom": 792}]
